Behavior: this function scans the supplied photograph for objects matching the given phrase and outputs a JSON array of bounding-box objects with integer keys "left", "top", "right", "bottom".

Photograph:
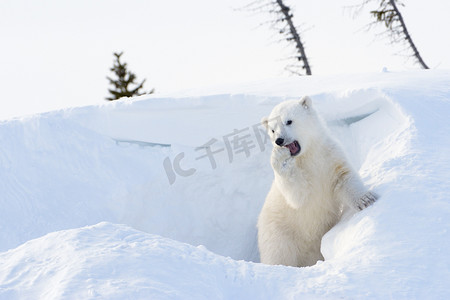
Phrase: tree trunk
[
  {"left": 389, "top": 0, "right": 429, "bottom": 69},
  {"left": 275, "top": 0, "right": 312, "bottom": 75}
]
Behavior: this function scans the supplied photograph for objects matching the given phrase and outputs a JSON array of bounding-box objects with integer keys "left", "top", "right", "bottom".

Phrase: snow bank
[{"left": 1, "top": 70, "right": 449, "bottom": 299}]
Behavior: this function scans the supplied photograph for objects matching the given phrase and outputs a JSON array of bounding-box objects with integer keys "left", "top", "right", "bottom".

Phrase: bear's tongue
[{"left": 286, "top": 141, "right": 300, "bottom": 156}]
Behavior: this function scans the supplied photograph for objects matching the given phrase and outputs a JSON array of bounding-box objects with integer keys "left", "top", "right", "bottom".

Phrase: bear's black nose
[{"left": 275, "top": 138, "right": 284, "bottom": 146}]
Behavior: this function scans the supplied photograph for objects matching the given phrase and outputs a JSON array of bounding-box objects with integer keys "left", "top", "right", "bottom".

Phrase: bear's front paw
[
  {"left": 356, "top": 191, "right": 378, "bottom": 210},
  {"left": 272, "top": 146, "right": 291, "bottom": 160},
  {"left": 271, "top": 147, "right": 292, "bottom": 171}
]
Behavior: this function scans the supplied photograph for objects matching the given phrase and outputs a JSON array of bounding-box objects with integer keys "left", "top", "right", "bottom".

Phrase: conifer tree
[
  {"left": 106, "top": 52, "right": 154, "bottom": 101},
  {"left": 244, "top": 0, "right": 312, "bottom": 76},
  {"left": 274, "top": 0, "right": 311, "bottom": 75},
  {"left": 363, "top": 0, "right": 429, "bottom": 69}
]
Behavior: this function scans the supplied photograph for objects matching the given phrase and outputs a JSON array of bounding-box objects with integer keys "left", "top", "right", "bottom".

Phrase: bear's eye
[
  {"left": 271, "top": 129, "right": 274, "bottom": 133},
  {"left": 286, "top": 120, "right": 292, "bottom": 125}
]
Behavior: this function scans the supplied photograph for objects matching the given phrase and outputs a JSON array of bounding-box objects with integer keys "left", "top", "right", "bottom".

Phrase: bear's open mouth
[{"left": 285, "top": 140, "right": 301, "bottom": 156}]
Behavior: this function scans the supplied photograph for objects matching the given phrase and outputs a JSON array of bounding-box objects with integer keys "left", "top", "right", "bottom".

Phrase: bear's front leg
[{"left": 334, "top": 170, "right": 378, "bottom": 211}]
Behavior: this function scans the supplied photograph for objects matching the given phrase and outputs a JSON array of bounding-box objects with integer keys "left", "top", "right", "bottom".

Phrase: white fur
[{"left": 258, "top": 97, "right": 376, "bottom": 267}]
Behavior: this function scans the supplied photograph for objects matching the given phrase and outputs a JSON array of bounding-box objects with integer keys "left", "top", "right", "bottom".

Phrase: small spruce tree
[
  {"left": 243, "top": 0, "right": 312, "bottom": 76},
  {"left": 359, "top": 0, "right": 429, "bottom": 69},
  {"left": 106, "top": 52, "right": 154, "bottom": 101}
]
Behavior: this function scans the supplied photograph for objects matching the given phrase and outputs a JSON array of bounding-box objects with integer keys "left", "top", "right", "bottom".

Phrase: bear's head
[{"left": 262, "top": 96, "right": 318, "bottom": 157}]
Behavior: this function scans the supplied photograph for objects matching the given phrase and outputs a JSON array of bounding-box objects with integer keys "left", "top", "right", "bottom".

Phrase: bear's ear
[
  {"left": 261, "top": 116, "right": 269, "bottom": 130},
  {"left": 300, "top": 96, "right": 312, "bottom": 110}
]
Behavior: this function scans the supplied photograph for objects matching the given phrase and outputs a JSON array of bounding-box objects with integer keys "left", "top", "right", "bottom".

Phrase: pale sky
[{"left": 1, "top": 0, "right": 449, "bottom": 119}]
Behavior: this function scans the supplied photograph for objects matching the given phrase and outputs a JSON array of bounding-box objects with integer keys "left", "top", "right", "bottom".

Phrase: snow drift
[{"left": 1, "top": 70, "right": 449, "bottom": 299}]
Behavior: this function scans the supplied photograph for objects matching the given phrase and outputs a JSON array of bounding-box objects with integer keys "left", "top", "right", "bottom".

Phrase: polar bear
[{"left": 257, "top": 96, "right": 377, "bottom": 267}]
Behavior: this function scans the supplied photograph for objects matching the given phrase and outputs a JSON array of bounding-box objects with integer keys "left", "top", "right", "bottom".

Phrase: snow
[{"left": 1, "top": 70, "right": 450, "bottom": 299}]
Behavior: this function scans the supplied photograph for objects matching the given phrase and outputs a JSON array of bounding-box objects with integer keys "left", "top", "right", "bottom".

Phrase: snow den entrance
[{"left": 115, "top": 90, "right": 412, "bottom": 264}]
